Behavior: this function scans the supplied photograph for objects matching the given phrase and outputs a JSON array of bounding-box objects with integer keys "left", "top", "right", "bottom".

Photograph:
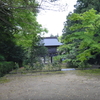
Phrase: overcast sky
[{"left": 37, "top": 0, "right": 77, "bottom": 37}]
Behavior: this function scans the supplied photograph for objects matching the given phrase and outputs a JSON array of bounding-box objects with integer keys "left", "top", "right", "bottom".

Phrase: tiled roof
[{"left": 42, "top": 37, "right": 62, "bottom": 46}]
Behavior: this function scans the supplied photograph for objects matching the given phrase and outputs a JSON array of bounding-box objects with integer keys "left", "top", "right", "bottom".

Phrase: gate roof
[{"left": 42, "top": 37, "right": 62, "bottom": 46}]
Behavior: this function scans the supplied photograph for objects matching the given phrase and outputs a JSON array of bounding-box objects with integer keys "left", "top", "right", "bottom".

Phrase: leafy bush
[
  {"left": 52, "top": 62, "right": 61, "bottom": 70},
  {"left": 24, "top": 65, "right": 31, "bottom": 71},
  {"left": 0, "top": 61, "right": 15, "bottom": 77},
  {"left": 33, "top": 62, "right": 44, "bottom": 70},
  {"left": 0, "top": 55, "right": 5, "bottom": 61},
  {"left": 76, "top": 62, "right": 92, "bottom": 70}
]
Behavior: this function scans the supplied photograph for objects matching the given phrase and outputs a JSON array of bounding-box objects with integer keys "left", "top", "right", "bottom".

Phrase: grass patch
[
  {"left": 77, "top": 69, "right": 100, "bottom": 76},
  {"left": 39, "top": 71, "right": 65, "bottom": 75},
  {"left": 0, "top": 77, "right": 10, "bottom": 84}
]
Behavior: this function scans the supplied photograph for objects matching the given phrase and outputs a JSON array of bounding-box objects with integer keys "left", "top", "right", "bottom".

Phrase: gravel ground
[{"left": 0, "top": 71, "right": 100, "bottom": 100}]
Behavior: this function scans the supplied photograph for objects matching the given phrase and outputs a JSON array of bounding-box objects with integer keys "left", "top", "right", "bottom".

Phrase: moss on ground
[
  {"left": 39, "top": 71, "right": 65, "bottom": 75},
  {"left": 0, "top": 77, "right": 10, "bottom": 84},
  {"left": 76, "top": 69, "right": 100, "bottom": 76}
]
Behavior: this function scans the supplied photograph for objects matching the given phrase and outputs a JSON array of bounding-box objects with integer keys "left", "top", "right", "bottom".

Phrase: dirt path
[{"left": 0, "top": 71, "right": 100, "bottom": 100}]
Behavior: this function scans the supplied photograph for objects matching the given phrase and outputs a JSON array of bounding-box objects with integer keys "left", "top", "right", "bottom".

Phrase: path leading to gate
[{"left": 0, "top": 71, "right": 100, "bottom": 100}]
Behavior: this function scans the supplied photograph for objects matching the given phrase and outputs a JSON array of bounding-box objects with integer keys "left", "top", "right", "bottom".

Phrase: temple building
[{"left": 42, "top": 37, "right": 62, "bottom": 63}]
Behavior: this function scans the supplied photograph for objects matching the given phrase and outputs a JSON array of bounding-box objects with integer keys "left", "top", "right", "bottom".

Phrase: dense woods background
[{"left": 1, "top": 0, "right": 100, "bottom": 77}]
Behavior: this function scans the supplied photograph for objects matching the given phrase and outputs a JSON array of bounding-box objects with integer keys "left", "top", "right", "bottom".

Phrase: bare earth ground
[{"left": 0, "top": 71, "right": 100, "bottom": 100}]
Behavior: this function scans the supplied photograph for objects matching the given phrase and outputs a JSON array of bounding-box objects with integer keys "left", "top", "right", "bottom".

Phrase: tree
[
  {"left": 0, "top": 0, "right": 47, "bottom": 67},
  {"left": 64, "top": 9, "right": 100, "bottom": 64},
  {"left": 62, "top": 12, "right": 75, "bottom": 40},
  {"left": 0, "top": 1, "right": 24, "bottom": 75},
  {"left": 29, "top": 36, "right": 48, "bottom": 67},
  {"left": 6, "top": 45, "right": 25, "bottom": 67},
  {"left": 61, "top": 0, "right": 100, "bottom": 68},
  {"left": 62, "top": 0, "right": 100, "bottom": 40},
  {"left": 74, "top": 0, "right": 100, "bottom": 13},
  {"left": 0, "top": 1, "right": 15, "bottom": 60}
]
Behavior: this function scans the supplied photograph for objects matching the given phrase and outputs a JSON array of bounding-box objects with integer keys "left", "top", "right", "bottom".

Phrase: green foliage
[
  {"left": 62, "top": 0, "right": 100, "bottom": 68},
  {"left": 74, "top": 0, "right": 100, "bottom": 13},
  {"left": 12, "top": 2, "right": 46, "bottom": 47},
  {"left": 13, "top": 10, "right": 47, "bottom": 47},
  {"left": 0, "top": 62, "right": 15, "bottom": 77},
  {"left": 62, "top": 12, "right": 74, "bottom": 40},
  {"left": 24, "top": 65, "right": 31, "bottom": 71},
  {"left": 29, "top": 37, "right": 48, "bottom": 67},
  {"left": 7, "top": 45, "right": 25, "bottom": 67},
  {"left": 62, "top": 9, "right": 100, "bottom": 68},
  {"left": 61, "top": 47, "right": 79, "bottom": 68},
  {"left": 58, "top": 45, "right": 70, "bottom": 54},
  {"left": 52, "top": 62, "right": 61, "bottom": 70},
  {"left": 33, "top": 62, "right": 44, "bottom": 70},
  {"left": 0, "top": 55, "right": 5, "bottom": 61},
  {"left": 0, "top": 1, "right": 15, "bottom": 61},
  {"left": 66, "top": 9, "right": 100, "bottom": 62},
  {"left": 0, "top": 0, "right": 47, "bottom": 76}
]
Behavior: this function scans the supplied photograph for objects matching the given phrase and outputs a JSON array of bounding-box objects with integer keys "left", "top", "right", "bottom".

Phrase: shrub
[
  {"left": 0, "top": 61, "right": 15, "bottom": 77},
  {"left": 33, "top": 62, "right": 44, "bottom": 70},
  {"left": 52, "top": 62, "right": 61, "bottom": 70}
]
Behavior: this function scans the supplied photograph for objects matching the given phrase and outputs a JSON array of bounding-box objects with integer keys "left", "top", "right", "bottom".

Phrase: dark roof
[{"left": 42, "top": 37, "right": 62, "bottom": 46}]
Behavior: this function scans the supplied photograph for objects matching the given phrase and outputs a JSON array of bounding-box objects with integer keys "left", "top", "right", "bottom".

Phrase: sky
[{"left": 37, "top": 0, "right": 77, "bottom": 37}]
